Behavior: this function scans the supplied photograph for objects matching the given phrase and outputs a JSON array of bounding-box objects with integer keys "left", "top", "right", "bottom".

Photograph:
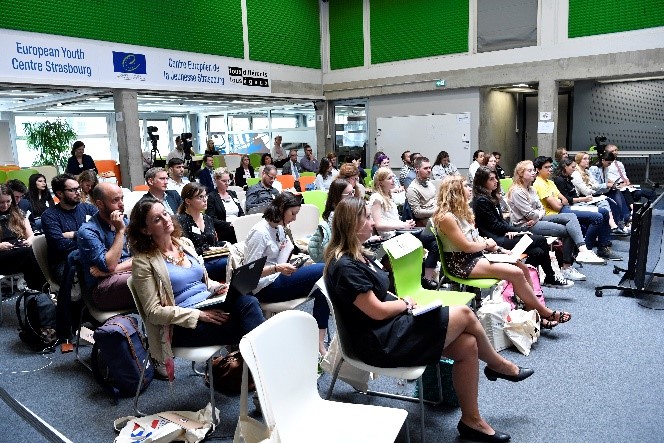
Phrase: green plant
[{"left": 23, "top": 119, "right": 77, "bottom": 171}]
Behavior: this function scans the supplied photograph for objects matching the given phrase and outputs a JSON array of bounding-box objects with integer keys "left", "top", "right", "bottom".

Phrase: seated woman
[
  {"left": 370, "top": 167, "right": 439, "bottom": 289},
  {"left": 245, "top": 192, "right": 329, "bottom": 355},
  {"left": 258, "top": 153, "right": 272, "bottom": 177},
  {"left": 65, "top": 140, "right": 97, "bottom": 179},
  {"left": 552, "top": 158, "right": 621, "bottom": 260},
  {"left": 326, "top": 152, "right": 339, "bottom": 176},
  {"left": 308, "top": 178, "right": 353, "bottom": 262},
  {"left": 234, "top": 154, "right": 254, "bottom": 188},
  {"left": 206, "top": 168, "right": 244, "bottom": 244},
  {"left": 19, "top": 173, "right": 55, "bottom": 233},
  {"left": 128, "top": 199, "right": 264, "bottom": 380},
  {"left": 326, "top": 197, "right": 533, "bottom": 442},
  {"left": 0, "top": 185, "right": 46, "bottom": 292},
  {"left": 431, "top": 150, "right": 459, "bottom": 180},
  {"left": 471, "top": 167, "right": 573, "bottom": 292},
  {"left": 571, "top": 152, "right": 630, "bottom": 236},
  {"left": 436, "top": 175, "right": 572, "bottom": 327},
  {"left": 78, "top": 169, "right": 99, "bottom": 205},
  {"left": 176, "top": 183, "right": 228, "bottom": 282},
  {"left": 338, "top": 163, "right": 366, "bottom": 198},
  {"left": 371, "top": 154, "right": 389, "bottom": 178},
  {"left": 508, "top": 160, "right": 603, "bottom": 282},
  {"left": 314, "top": 158, "right": 335, "bottom": 191}
]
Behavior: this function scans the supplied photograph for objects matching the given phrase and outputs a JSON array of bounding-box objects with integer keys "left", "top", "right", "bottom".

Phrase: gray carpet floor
[{"left": 0, "top": 232, "right": 663, "bottom": 442}]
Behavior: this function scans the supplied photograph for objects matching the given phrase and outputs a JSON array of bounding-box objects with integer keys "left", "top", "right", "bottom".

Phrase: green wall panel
[
  {"left": 329, "top": 0, "right": 364, "bottom": 70},
  {"left": 370, "top": 0, "right": 468, "bottom": 64},
  {"left": 246, "top": 0, "right": 321, "bottom": 69},
  {"left": 569, "top": 0, "right": 664, "bottom": 38},
  {"left": 0, "top": 0, "right": 244, "bottom": 59}
]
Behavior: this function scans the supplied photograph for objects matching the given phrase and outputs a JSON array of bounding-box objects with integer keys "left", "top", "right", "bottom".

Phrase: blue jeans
[
  {"left": 606, "top": 190, "right": 631, "bottom": 224},
  {"left": 529, "top": 213, "right": 584, "bottom": 265},
  {"left": 256, "top": 263, "right": 329, "bottom": 330},
  {"left": 562, "top": 206, "right": 610, "bottom": 249},
  {"left": 204, "top": 256, "right": 228, "bottom": 282}
]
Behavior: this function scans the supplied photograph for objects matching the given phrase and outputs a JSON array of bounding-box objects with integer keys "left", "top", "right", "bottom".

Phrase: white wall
[{"left": 0, "top": 121, "right": 10, "bottom": 164}]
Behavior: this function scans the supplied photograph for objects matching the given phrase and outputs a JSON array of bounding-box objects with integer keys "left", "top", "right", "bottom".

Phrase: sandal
[
  {"left": 540, "top": 318, "right": 558, "bottom": 329},
  {"left": 546, "top": 310, "right": 572, "bottom": 324}
]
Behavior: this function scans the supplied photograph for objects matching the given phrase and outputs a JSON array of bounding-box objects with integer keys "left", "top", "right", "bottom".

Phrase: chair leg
[
  {"left": 208, "top": 357, "right": 218, "bottom": 426},
  {"left": 75, "top": 306, "right": 92, "bottom": 372},
  {"left": 191, "top": 361, "right": 205, "bottom": 376},
  {"left": 325, "top": 358, "right": 344, "bottom": 400},
  {"left": 133, "top": 355, "right": 149, "bottom": 417},
  {"left": 417, "top": 376, "right": 425, "bottom": 443}
]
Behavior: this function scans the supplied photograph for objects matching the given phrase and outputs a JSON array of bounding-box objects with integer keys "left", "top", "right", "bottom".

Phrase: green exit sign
[{"left": 435, "top": 79, "right": 446, "bottom": 87}]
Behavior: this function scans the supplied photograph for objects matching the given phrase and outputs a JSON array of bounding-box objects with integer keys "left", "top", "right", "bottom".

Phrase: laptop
[
  {"left": 195, "top": 256, "right": 267, "bottom": 309},
  {"left": 484, "top": 234, "right": 533, "bottom": 263}
]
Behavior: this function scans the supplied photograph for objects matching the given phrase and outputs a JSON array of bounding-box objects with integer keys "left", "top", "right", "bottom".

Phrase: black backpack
[
  {"left": 15, "top": 292, "right": 57, "bottom": 352},
  {"left": 91, "top": 315, "right": 153, "bottom": 401}
]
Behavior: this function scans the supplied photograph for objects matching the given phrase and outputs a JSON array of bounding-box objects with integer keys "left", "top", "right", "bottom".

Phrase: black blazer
[
  {"left": 234, "top": 166, "right": 254, "bottom": 188},
  {"left": 471, "top": 194, "right": 523, "bottom": 241},
  {"left": 142, "top": 190, "right": 182, "bottom": 214},
  {"left": 198, "top": 167, "right": 215, "bottom": 194},
  {"left": 65, "top": 154, "right": 98, "bottom": 176},
  {"left": 206, "top": 190, "right": 244, "bottom": 241}
]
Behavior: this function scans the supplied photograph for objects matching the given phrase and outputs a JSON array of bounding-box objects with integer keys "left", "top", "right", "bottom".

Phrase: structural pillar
[
  {"left": 536, "top": 79, "right": 559, "bottom": 158},
  {"left": 113, "top": 90, "right": 143, "bottom": 189}
]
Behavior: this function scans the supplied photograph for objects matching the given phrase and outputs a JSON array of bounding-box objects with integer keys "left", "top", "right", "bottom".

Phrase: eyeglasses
[
  {"left": 341, "top": 191, "right": 354, "bottom": 197},
  {"left": 64, "top": 187, "right": 81, "bottom": 193},
  {"left": 196, "top": 194, "right": 208, "bottom": 200}
]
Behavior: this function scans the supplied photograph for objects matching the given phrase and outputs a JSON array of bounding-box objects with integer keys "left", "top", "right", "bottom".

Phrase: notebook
[
  {"left": 484, "top": 234, "right": 533, "bottom": 263},
  {"left": 194, "top": 256, "right": 267, "bottom": 309}
]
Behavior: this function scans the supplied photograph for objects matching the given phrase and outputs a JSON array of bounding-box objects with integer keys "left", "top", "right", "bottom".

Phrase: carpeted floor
[{"left": 0, "top": 232, "right": 663, "bottom": 442}]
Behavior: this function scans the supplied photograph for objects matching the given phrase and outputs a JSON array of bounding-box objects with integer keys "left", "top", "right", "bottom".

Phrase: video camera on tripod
[
  {"left": 147, "top": 126, "right": 161, "bottom": 167},
  {"left": 181, "top": 132, "right": 193, "bottom": 160}
]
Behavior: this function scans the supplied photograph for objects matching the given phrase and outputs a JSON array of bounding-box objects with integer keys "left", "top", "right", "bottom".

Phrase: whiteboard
[{"left": 375, "top": 113, "right": 472, "bottom": 169}]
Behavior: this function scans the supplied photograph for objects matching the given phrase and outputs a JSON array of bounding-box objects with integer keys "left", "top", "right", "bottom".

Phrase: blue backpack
[{"left": 91, "top": 315, "right": 153, "bottom": 401}]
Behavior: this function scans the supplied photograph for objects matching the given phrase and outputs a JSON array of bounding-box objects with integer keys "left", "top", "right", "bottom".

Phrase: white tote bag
[
  {"left": 478, "top": 291, "right": 513, "bottom": 352},
  {"left": 503, "top": 309, "right": 540, "bottom": 356}
]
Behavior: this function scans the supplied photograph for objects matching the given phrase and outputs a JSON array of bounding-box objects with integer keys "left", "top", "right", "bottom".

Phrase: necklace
[{"left": 161, "top": 245, "right": 185, "bottom": 266}]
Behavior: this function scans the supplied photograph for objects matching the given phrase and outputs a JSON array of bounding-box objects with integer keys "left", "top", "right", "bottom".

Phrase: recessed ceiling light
[
  {"left": 87, "top": 97, "right": 100, "bottom": 101},
  {"left": 57, "top": 103, "right": 62, "bottom": 107},
  {"left": 512, "top": 83, "right": 529, "bottom": 87}
]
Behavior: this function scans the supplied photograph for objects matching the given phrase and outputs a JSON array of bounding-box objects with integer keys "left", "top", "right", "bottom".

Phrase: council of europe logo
[{"left": 112, "top": 51, "right": 147, "bottom": 75}]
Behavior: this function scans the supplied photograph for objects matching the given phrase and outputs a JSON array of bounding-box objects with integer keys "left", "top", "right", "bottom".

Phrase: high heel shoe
[
  {"left": 457, "top": 421, "right": 510, "bottom": 442},
  {"left": 484, "top": 366, "right": 534, "bottom": 382}
]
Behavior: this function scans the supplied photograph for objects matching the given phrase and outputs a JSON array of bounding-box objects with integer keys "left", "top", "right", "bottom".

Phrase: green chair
[
  {"left": 246, "top": 177, "right": 261, "bottom": 187},
  {"left": 302, "top": 190, "right": 327, "bottom": 217},
  {"left": 364, "top": 168, "right": 371, "bottom": 179},
  {"left": 383, "top": 233, "right": 475, "bottom": 308},
  {"left": 7, "top": 168, "right": 38, "bottom": 186},
  {"left": 300, "top": 172, "right": 315, "bottom": 177},
  {"left": 0, "top": 171, "right": 6, "bottom": 183},
  {"left": 248, "top": 153, "right": 262, "bottom": 169},
  {"left": 499, "top": 178, "right": 512, "bottom": 193},
  {"left": 432, "top": 226, "right": 499, "bottom": 308},
  {"left": 213, "top": 155, "right": 226, "bottom": 169}
]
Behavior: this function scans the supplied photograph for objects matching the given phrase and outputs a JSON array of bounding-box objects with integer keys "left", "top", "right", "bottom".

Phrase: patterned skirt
[{"left": 443, "top": 251, "right": 483, "bottom": 279}]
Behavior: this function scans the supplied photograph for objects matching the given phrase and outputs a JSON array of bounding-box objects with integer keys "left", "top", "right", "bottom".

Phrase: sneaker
[
  {"left": 611, "top": 227, "right": 630, "bottom": 237},
  {"left": 562, "top": 267, "right": 586, "bottom": 281},
  {"left": 576, "top": 249, "right": 606, "bottom": 265},
  {"left": 597, "top": 246, "right": 622, "bottom": 261},
  {"left": 542, "top": 274, "right": 574, "bottom": 288},
  {"left": 152, "top": 359, "right": 170, "bottom": 381},
  {"left": 421, "top": 278, "right": 438, "bottom": 290}
]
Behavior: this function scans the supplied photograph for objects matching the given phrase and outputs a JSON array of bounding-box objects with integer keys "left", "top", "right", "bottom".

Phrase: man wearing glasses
[
  {"left": 300, "top": 144, "right": 319, "bottom": 173},
  {"left": 245, "top": 165, "right": 280, "bottom": 214},
  {"left": 41, "top": 174, "right": 98, "bottom": 284}
]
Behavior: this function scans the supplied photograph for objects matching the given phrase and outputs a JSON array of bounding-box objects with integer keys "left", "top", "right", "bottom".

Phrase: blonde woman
[
  {"left": 370, "top": 167, "right": 438, "bottom": 288},
  {"left": 78, "top": 169, "right": 98, "bottom": 204},
  {"left": 434, "top": 175, "right": 571, "bottom": 326}
]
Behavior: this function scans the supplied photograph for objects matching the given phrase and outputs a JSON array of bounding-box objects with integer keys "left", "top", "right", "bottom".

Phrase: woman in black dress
[
  {"left": 206, "top": 169, "right": 244, "bottom": 243},
  {"left": 18, "top": 173, "right": 55, "bottom": 233},
  {"left": 65, "top": 140, "right": 97, "bottom": 178},
  {"left": 234, "top": 154, "right": 254, "bottom": 188},
  {"left": 325, "top": 197, "right": 533, "bottom": 443}
]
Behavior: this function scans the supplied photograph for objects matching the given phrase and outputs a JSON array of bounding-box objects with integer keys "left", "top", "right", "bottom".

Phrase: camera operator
[{"left": 167, "top": 135, "right": 186, "bottom": 163}]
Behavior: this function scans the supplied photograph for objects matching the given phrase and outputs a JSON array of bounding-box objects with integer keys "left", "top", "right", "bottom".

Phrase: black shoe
[
  {"left": 484, "top": 366, "right": 534, "bottom": 382},
  {"left": 542, "top": 274, "right": 574, "bottom": 289},
  {"left": 421, "top": 278, "right": 438, "bottom": 290},
  {"left": 597, "top": 246, "right": 622, "bottom": 261},
  {"left": 457, "top": 421, "right": 510, "bottom": 442}
]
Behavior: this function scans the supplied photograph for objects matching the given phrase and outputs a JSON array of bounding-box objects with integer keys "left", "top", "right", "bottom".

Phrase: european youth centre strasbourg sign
[{"left": 0, "top": 29, "right": 271, "bottom": 94}]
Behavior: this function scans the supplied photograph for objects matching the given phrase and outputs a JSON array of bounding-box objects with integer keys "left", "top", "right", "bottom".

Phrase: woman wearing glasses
[
  {"left": 176, "top": 183, "right": 228, "bottom": 282},
  {"left": 337, "top": 163, "right": 366, "bottom": 198},
  {"left": 206, "top": 169, "right": 244, "bottom": 244}
]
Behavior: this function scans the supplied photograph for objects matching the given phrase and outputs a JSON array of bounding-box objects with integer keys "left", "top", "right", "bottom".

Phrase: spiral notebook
[{"left": 484, "top": 234, "right": 533, "bottom": 263}]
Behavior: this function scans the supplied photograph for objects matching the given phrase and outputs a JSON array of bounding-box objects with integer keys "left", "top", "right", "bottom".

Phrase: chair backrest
[
  {"left": 246, "top": 177, "right": 261, "bottom": 187},
  {"left": 239, "top": 310, "right": 320, "bottom": 432},
  {"left": 382, "top": 233, "right": 425, "bottom": 297},
  {"left": 126, "top": 277, "right": 147, "bottom": 320},
  {"left": 301, "top": 190, "right": 327, "bottom": 216},
  {"left": 31, "top": 235, "right": 60, "bottom": 293},
  {"left": 133, "top": 184, "right": 149, "bottom": 191},
  {"left": 299, "top": 172, "right": 315, "bottom": 177},
  {"left": 0, "top": 165, "right": 20, "bottom": 172},
  {"left": 227, "top": 185, "right": 245, "bottom": 196},
  {"left": 275, "top": 175, "right": 295, "bottom": 190},
  {"left": 213, "top": 154, "right": 226, "bottom": 169},
  {"left": 248, "top": 153, "right": 262, "bottom": 169},
  {"left": 317, "top": 278, "right": 362, "bottom": 362},
  {"left": 224, "top": 154, "right": 242, "bottom": 171},
  {"left": 123, "top": 191, "right": 145, "bottom": 219},
  {"left": 289, "top": 204, "right": 320, "bottom": 240},
  {"left": 298, "top": 175, "right": 316, "bottom": 190},
  {"left": 0, "top": 170, "right": 5, "bottom": 183},
  {"left": 499, "top": 178, "right": 513, "bottom": 193},
  {"left": 231, "top": 213, "right": 264, "bottom": 242},
  {"left": 7, "top": 168, "right": 38, "bottom": 186},
  {"left": 95, "top": 160, "right": 117, "bottom": 174},
  {"left": 33, "top": 165, "right": 58, "bottom": 187},
  {"left": 431, "top": 226, "right": 454, "bottom": 276}
]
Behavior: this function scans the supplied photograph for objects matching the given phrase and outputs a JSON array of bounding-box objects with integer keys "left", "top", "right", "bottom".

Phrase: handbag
[
  {"left": 503, "top": 309, "right": 540, "bottom": 356},
  {"left": 477, "top": 286, "right": 512, "bottom": 352},
  {"left": 320, "top": 335, "right": 372, "bottom": 392},
  {"left": 233, "top": 358, "right": 278, "bottom": 443},
  {"left": 206, "top": 351, "right": 255, "bottom": 396}
]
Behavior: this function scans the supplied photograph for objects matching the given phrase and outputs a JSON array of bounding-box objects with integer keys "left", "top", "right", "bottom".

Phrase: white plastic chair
[
  {"left": 239, "top": 310, "right": 409, "bottom": 443},
  {"left": 231, "top": 213, "right": 264, "bottom": 242},
  {"left": 288, "top": 204, "right": 320, "bottom": 241},
  {"left": 317, "top": 278, "right": 441, "bottom": 443},
  {"left": 127, "top": 277, "right": 223, "bottom": 425},
  {"left": 123, "top": 191, "right": 145, "bottom": 220},
  {"left": 224, "top": 154, "right": 242, "bottom": 171}
]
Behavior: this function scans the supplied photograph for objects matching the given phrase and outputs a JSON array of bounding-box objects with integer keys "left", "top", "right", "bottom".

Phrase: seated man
[
  {"left": 166, "top": 157, "right": 190, "bottom": 193},
  {"left": 141, "top": 167, "right": 182, "bottom": 215},
  {"left": 77, "top": 183, "right": 134, "bottom": 310},
  {"left": 604, "top": 144, "right": 657, "bottom": 205},
  {"left": 299, "top": 144, "right": 319, "bottom": 173},
  {"left": 403, "top": 152, "right": 421, "bottom": 189},
  {"left": 282, "top": 149, "right": 303, "bottom": 191},
  {"left": 245, "top": 165, "right": 279, "bottom": 214},
  {"left": 533, "top": 156, "right": 620, "bottom": 261},
  {"left": 166, "top": 136, "right": 185, "bottom": 163},
  {"left": 406, "top": 156, "right": 437, "bottom": 226},
  {"left": 6, "top": 179, "right": 27, "bottom": 206},
  {"left": 198, "top": 154, "right": 215, "bottom": 194}
]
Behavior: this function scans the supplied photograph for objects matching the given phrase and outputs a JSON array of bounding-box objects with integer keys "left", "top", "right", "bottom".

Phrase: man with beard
[
  {"left": 42, "top": 173, "right": 98, "bottom": 283},
  {"left": 77, "top": 183, "right": 134, "bottom": 310}
]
